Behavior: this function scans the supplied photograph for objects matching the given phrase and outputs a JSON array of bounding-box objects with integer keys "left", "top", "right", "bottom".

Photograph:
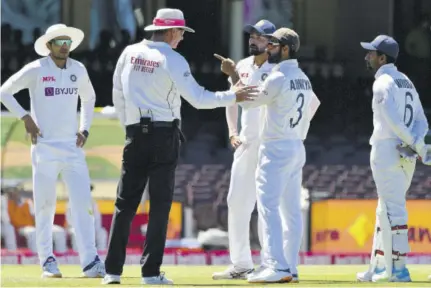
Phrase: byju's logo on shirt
[
  {"left": 45, "top": 87, "right": 54, "bottom": 96},
  {"left": 45, "top": 87, "right": 78, "bottom": 97}
]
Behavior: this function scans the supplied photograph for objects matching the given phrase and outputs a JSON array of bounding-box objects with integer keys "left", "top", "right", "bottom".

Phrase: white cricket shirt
[
  {"left": 369, "top": 64, "right": 429, "bottom": 148},
  {"left": 0, "top": 57, "right": 96, "bottom": 143},
  {"left": 227, "top": 56, "right": 274, "bottom": 143},
  {"left": 239, "top": 59, "right": 316, "bottom": 142},
  {"left": 112, "top": 39, "right": 236, "bottom": 126}
]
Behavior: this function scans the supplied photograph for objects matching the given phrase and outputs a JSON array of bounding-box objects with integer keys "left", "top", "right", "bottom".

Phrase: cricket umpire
[{"left": 102, "top": 8, "right": 257, "bottom": 285}]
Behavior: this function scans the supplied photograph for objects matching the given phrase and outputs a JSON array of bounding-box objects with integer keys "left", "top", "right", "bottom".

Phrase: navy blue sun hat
[{"left": 244, "top": 19, "right": 276, "bottom": 35}]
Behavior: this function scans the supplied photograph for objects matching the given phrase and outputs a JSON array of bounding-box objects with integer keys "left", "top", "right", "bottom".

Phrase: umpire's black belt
[{"left": 126, "top": 120, "right": 186, "bottom": 142}]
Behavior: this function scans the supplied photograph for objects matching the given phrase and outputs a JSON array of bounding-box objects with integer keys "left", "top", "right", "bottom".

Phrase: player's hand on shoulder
[
  {"left": 21, "top": 114, "right": 42, "bottom": 144},
  {"left": 229, "top": 135, "right": 242, "bottom": 150},
  {"left": 231, "top": 81, "right": 259, "bottom": 102},
  {"left": 214, "top": 54, "right": 236, "bottom": 76}
]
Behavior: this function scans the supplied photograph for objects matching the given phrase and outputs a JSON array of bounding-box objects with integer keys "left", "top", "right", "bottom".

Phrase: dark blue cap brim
[
  {"left": 360, "top": 42, "right": 377, "bottom": 51},
  {"left": 244, "top": 24, "right": 264, "bottom": 35}
]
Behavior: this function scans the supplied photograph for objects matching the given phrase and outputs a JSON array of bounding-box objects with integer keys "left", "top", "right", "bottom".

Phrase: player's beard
[
  {"left": 249, "top": 44, "right": 265, "bottom": 56},
  {"left": 267, "top": 49, "right": 282, "bottom": 64}
]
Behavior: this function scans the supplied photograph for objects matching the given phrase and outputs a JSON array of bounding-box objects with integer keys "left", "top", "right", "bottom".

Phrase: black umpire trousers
[{"left": 105, "top": 120, "right": 181, "bottom": 277}]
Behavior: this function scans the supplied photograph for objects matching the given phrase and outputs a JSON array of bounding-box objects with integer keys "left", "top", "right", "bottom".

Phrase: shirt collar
[
  {"left": 374, "top": 63, "right": 396, "bottom": 79},
  {"left": 275, "top": 59, "right": 299, "bottom": 70},
  {"left": 47, "top": 56, "right": 71, "bottom": 70},
  {"left": 260, "top": 60, "right": 273, "bottom": 70},
  {"left": 250, "top": 57, "right": 273, "bottom": 71},
  {"left": 142, "top": 39, "right": 172, "bottom": 49}
]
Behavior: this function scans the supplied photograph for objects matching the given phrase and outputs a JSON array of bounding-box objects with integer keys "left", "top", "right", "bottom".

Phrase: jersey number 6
[
  {"left": 290, "top": 93, "right": 304, "bottom": 128},
  {"left": 404, "top": 92, "right": 413, "bottom": 128}
]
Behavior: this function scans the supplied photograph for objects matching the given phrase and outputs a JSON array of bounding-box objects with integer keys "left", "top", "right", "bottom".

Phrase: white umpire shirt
[
  {"left": 226, "top": 56, "right": 274, "bottom": 143},
  {"left": 239, "top": 59, "right": 318, "bottom": 142},
  {"left": 369, "top": 64, "right": 429, "bottom": 151},
  {"left": 113, "top": 39, "right": 236, "bottom": 127},
  {"left": 0, "top": 57, "right": 96, "bottom": 143}
]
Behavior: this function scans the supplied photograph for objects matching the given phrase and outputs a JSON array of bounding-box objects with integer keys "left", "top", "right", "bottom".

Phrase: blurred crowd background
[
  {"left": 1, "top": 0, "right": 430, "bottom": 255},
  {"left": 2, "top": 0, "right": 431, "bottom": 141}
]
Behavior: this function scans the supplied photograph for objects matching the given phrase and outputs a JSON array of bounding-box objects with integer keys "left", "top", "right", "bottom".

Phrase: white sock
[
  {"left": 393, "top": 256, "right": 406, "bottom": 271},
  {"left": 375, "top": 254, "right": 386, "bottom": 270}
]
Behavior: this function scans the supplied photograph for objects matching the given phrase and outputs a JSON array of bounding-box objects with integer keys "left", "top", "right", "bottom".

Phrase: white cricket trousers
[
  {"left": 227, "top": 140, "right": 263, "bottom": 269},
  {"left": 370, "top": 139, "right": 415, "bottom": 226},
  {"left": 256, "top": 139, "right": 305, "bottom": 271},
  {"left": 31, "top": 141, "right": 98, "bottom": 268}
]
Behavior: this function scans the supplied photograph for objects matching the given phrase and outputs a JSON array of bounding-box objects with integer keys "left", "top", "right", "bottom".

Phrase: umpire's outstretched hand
[{"left": 231, "top": 81, "right": 258, "bottom": 102}]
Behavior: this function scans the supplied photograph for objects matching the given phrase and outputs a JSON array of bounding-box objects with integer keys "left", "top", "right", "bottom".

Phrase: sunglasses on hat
[{"left": 268, "top": 39, "right": 281, "bottom": 46}]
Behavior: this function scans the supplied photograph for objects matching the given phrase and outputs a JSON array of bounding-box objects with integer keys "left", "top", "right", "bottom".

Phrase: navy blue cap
[
  {"left": 244, "top": 19, "right": 276, "bottom": 35},
  {"left": 360, "top": 35, "right": 399, "bottom": 59}
]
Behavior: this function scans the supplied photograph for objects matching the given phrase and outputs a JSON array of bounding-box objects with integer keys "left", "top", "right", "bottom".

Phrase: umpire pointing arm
[{"left": 102, "top": 8, "right": 257, "bottom": 286}]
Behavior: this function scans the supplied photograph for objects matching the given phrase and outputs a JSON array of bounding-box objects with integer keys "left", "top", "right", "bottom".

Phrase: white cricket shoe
[
  {"left": 82, "top": 256, "right": 106, "bottom": 278},
  {"left": 291, "top": 273, "right": 299, "bottom": 283},
  {"left": 212, "top": 265, "right": 254, "bottom": 280},
  {"left": 142, "top": 272, "right": 173, "bottom": 285},
  {"left": 247, "top": 267, "right": 292, "bottom": 283},
  {"left": 101, "top": 274, "right": 121, "bottom": 284},
  {"left": 357, "top": 270, "right": 374, "bottom": 282},
  {"left": 41, "top": 256, "right": 62, "bottom": 278},
  {"left": 357, "top": 267, "right": 385, "bottom": 282},
  {"left": 246, "top": 265, "right": 265, "bottom": 280},
  {"left": 372, "top": 267, "right": 411, "bottom": 282}
]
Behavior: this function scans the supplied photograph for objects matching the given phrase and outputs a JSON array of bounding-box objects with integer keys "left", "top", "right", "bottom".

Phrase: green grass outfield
[
  {"left": 1, "top": 116, "right": 125, "bottom": 148},
  {"left": 1, "top": 265, "right": 430, "bottom": 287}
]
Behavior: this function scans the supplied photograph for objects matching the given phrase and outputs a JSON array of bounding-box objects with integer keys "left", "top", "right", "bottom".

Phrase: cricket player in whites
[
  {"left": 238, "top": 28, "right": 317, "bottom": 283},
  {"left": 212, "top": 19, "right": 276, "bottom": 280},
  {"left": 0, "top": 24, "right": 105, "bottom": 278},
  {"left": 356, "top": 35, "right": 429, "bottom": 282}
]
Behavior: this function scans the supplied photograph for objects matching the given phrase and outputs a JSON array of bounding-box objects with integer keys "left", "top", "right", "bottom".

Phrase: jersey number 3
[
  {"left": 290, "top": 93, "right": 304, "bottom": 128},
  {"left": 404, "top": 92, "right": 413, "bottom": 128}
]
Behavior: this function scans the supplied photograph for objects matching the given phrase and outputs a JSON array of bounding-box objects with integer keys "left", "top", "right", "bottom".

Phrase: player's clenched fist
[
  {"left": 229, "top": 135, "right": 242, "bottom": 150},
  {"left": 214, "top": 54, "right": 236, "bottom": 76},
  {"left": 76, "top": 132, "right": 88, "bottom": 148}
]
